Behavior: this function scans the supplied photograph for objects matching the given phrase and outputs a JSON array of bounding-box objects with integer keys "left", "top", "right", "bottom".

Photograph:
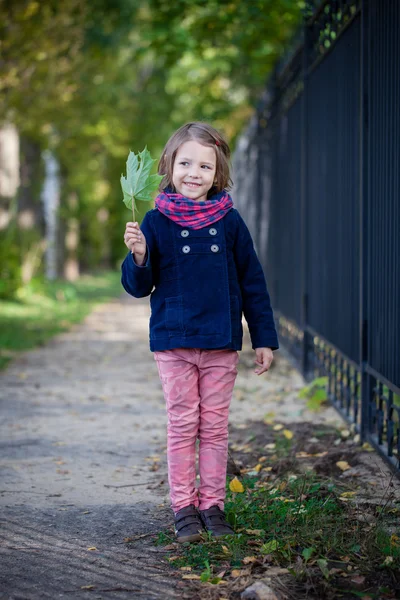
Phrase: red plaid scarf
[{"left": 154, "top": 189, "right": 233, "bottom": 230}]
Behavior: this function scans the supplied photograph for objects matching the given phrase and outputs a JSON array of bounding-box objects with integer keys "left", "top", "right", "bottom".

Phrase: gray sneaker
[
  {"left": 199, "top": 505, "right": 235, "bottom": 537},
  {"left": 174, "top": 504, "right": 204, "bottom": 543}
]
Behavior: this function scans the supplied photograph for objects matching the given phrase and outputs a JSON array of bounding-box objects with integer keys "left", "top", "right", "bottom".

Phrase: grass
[
  {"left": 0, "top": 271, "right": 122, "bottom": 369},
  {"left": 155, "top": 426, "right": 400, "bottom": 599}
]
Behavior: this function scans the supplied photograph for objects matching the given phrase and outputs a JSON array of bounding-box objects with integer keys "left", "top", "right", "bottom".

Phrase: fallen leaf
[
  {"left": 221, "top": 545, "right": 230, "bottom": 554},
  {"left": 340, "top": 491, "right": 357, "bottom": 498},
  {"left": 182, "top": 574, "right": 201, "bottom": 580},
  {"left": 231, "top": 569, "right": 247, "bottom": 577},
  {"left": 216, "top": 570, "right": 226, "bottom": 578},
  {"left": 81, "top": 585, "right": 95, "bottom": 590},
  {"left": 361, "top": 442, "right": 374, "bottom": 451},
  {"left": 87, "top": 547, "right": 97, "bottom": 551},
  {"left": 243, "top": 556, "right": 258, "bottom": 564},
  {"left": 383, "top": 556, "right": 393, "bottom": 566},
  {"left": 264, "top": 411, "right": 276, "bottom": 419},
  {"left": 273, "top": 424, "right": 283, "bottom": 431},
  {"left": 283, "top": 429, "right": 293, "bottom": 440},
  {"left": 229, "top": 477, "right": 244, "bottom": 493},
  {"left": 336, "top": 461, "right": 351, "bottom": 471},
  {"left": 340, "top": 429, "right": 351, "bottom": 438},
  {"left": 167, "top": 556, "right": 180, "bottom": 561},
  {"left": 351, "top": 575, "right": 366, "bottom": 586},
  {"left": 265, "top": 443, "right": 276, "bottom": 450},
  {"left": 180, "top": 566, "right": 192, "bottom": 571},
  {"left": 246, "top": 529, "right": 265, "bottom": 536},
  {"left": 254, "top": 463, "right": 263, "bottom": 473},
  {"left": 263, "top": 466, "right": 273, "bottom": 472}
]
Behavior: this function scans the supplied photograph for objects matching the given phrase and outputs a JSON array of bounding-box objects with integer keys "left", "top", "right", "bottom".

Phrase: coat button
[
  {"left": 209, "top": 227, "right": 217, "bottom": 236},
  {"left": 211, "top": 244, "right": 219, "bottom": 253},
  {"left": 182, "top": 245, "right": 191, "bottom": 254},
  {"left": 181, "top": 229, "right": 189, "bottom": 237}
]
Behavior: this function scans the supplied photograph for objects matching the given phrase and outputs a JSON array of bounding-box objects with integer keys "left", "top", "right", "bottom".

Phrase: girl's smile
[{"left": 172, "top": 140, "right": 217, "bottom": 201}]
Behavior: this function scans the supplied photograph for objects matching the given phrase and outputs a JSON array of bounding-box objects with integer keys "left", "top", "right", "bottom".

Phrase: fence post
[
  {"left": 360, "top": 0, "right": 369, "bottom": 440},
  {"left": 300, "top": 12, "right": 311, "bottom": 378}
]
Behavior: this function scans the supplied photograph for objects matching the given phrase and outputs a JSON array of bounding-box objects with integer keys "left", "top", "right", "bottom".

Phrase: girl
[{"left": 121, "top": 122, "right": 278, "bottom": 543}]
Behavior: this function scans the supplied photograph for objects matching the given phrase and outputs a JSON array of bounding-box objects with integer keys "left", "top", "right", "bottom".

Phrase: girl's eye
[
  {"left": 202, "top": 165, "right": 211, "bottom": 169},
  {"left": 180, "top": 161, "right": 189, "bottom": 166}
]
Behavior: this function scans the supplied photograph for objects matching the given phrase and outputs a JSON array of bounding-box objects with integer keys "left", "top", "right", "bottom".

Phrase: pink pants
[{"left": 154, "top": 348, "right": 239, "bottom": 513}]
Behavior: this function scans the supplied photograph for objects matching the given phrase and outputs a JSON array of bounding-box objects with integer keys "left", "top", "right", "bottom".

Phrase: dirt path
[{"left": 2, "top": 293, "right": 392, "bottom": 599}]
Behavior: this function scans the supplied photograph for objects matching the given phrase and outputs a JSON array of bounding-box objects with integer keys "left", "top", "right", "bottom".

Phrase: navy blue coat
[{"left": 121, "top": 208, "right": 279, "bottom": 352}]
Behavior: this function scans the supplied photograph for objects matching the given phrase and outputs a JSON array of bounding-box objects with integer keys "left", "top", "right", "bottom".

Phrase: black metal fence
[{"left": 233, "top": 0, "right": 400, "bottom": 475}]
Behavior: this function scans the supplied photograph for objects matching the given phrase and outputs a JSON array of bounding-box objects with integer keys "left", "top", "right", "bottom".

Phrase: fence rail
[{"left": 233, "top": 0, "right": 400, "bottom": 476}]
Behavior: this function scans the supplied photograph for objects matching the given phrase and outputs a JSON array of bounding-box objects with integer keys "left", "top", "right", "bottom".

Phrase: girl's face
[{"left": 172, "top": 140, "right": 217, "bottom": 201}]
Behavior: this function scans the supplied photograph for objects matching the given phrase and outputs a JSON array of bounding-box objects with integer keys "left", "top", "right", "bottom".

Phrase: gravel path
[{"left": 0, "top": 293, "right": 346, "bottom": 599}]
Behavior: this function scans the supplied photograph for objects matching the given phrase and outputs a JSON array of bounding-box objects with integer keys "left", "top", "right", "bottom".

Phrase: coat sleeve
[
  {"left": 233, "top": 210, "right": 279, "bottom": 350},
  {"left": 121, "top": 210, "right": 157, "bottom": 298}
]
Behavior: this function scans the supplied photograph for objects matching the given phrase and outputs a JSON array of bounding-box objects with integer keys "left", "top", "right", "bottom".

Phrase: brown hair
[{"left": 158, "top": 122, "right": 232, "bottom": 196}]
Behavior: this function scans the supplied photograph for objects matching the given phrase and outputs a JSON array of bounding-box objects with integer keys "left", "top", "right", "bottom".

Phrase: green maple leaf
[{"left": 120, "top": 147, "right": 163, "bottom": 215}]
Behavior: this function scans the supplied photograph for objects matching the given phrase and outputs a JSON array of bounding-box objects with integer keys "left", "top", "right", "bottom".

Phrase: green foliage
[
  {"left": 1, "top": 0, "right": 305, "bottom": 272},
  {"left": 157, "top": 472, "right": 400, "bottom": 594},
  {"left": 298, "top": 376, "right": 328, "bottom": 411}
]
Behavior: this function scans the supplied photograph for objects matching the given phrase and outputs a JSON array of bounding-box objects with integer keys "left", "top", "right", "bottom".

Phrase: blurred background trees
[{"left": 0, "top": 0, "right": 304, "bottom": 298}]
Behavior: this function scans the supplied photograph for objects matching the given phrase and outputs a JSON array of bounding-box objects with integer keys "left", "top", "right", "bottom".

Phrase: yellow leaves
[
  {"left": 87, "top": 547, "right": 97, "bottom": 551},
  {"left": 339, "top": 429, "right": 351, "bottom": 438},
  {"left": 180, "top": 566, "right": 192, "bottom": 571},
  {"left": 229, "top": 477, "right": 244, "bottom": 493},
  {"left": 221, "top": 545, "right": 231, "bottom": 554},
  {"left": 230, "top": 568, "right": 250, "bottom": 578},
  {"left": 362, "top": 442, "right": 374, "bottom": 452},
  {"left": 81, "top": 585, "right": 95, "bottom": 590},
  {"left": 242, "top": 556, "right": 258, "bottom": 564},
  {"left": 283, "top": 429, "right": 293, "bottom": 440},
  {"left": 273, "top": 424, "right": 283, "bottom": 431},
  {"left": 278, "top": 481, "right": 287, "bottom": 492},
  {"left": 265, "top": 443, "right": 276, "bottom": 450},
  {"left": 296, "top": 450, "right": 327, "bottom": 458},
  {"left": 340, "top": 491, "right": 357, "bottom": 498},
  {"left": 182, "top": 574, "right": 201, "bottom": 580},
  {"left": 336, "top": 461, "right": 351, "bottom": 471}
]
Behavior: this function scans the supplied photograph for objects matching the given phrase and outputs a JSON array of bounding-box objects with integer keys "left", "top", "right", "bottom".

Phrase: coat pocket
[{"left": 165, "top": 296, "right": 184, "bottom": 336}]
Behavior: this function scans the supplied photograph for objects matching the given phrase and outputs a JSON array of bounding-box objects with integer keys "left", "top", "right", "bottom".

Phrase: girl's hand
[
  {"left": 254, "top": 347, "right": 274, "bottom": 375},
  {"left": 124, "top": 222, "right": 147, "bottom": 264}
]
